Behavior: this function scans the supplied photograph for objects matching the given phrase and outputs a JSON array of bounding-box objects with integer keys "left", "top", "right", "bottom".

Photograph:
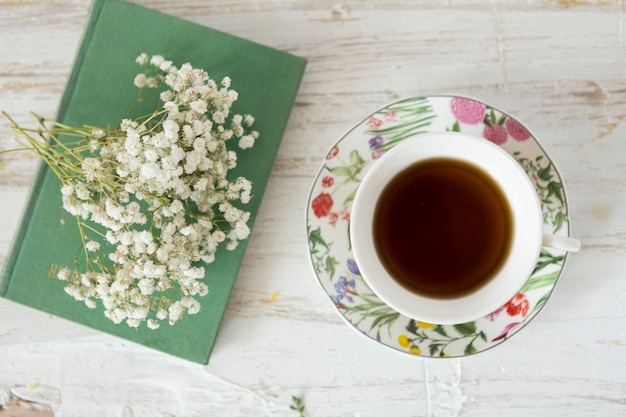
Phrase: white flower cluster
[{"left": 57, "top": 54, "right": 259, "bottom": 329}]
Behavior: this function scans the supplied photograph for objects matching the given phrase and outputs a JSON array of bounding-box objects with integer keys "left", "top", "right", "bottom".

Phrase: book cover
[{"left": 0, "top": 0, "right": 306, "bottom": 364}]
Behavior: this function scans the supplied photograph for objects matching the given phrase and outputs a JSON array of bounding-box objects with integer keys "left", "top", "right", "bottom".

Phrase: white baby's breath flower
[
  {"left": 134, "top": 73, "right": 147, "bottom": 88},
  {"left": 7, "top": 54, "right": 261, "bottom": 329},
  {"left": 150, "top": 54, "right": 164, "bottom": 66},
  {"left": 61, "top": 183, "right": 74, "bottom": 196},
  {"left": 57, "top": 267, "right": 71, "bottom": 281},
  {"left": 85, "top": 241, "right": 100, "bottom": 252},
  {"left": 212, "top": 111, "right": 225, "bottom": 125},
  {"left": 238, "top": 134, "right": 255, "bottom": 149},
  {"left": 168, "top": 301, "right": 184, "bottom": 324},
  {"left": 191, "top": 100, "right": 207, "bottom": 114},
  {"left": 160, "top": 90, "right": 173, "bottom": 103},
  {"left": 135, "top": 53, "right": 149, "bottom": 65},
  {"left": 163, "top": 101, "right": 178, "bottom": 112},
  {"left": 243, "top": 114, "right": 255, "bottom": 127},
  {"left": 159, "top": 60, "right": 173, "bottom": 72}
]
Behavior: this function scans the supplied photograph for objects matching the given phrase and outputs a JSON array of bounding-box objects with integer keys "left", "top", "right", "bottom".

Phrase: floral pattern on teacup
[{"left": 306, "top": 96, "right": 572, "bottom": 358}]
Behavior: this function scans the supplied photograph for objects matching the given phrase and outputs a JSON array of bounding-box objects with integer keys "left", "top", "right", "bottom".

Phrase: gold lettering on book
[
  {"left": 47, "top": 263, "right": 80, "bottom": 284},
  {"left": 149, "top": 295, "right": 172, "bottom": 312},
  {"left": 47, "top": 263, "right": 60, "bottom": 279}
]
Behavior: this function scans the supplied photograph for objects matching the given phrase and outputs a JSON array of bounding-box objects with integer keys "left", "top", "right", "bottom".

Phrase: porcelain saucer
[{"left": 305, "top": 95, "right": 573, "bottom": 358}]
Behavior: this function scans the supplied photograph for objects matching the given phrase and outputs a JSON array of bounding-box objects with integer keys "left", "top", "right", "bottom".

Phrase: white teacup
[{"left": 350, "top": 131, "right": 580, "bottom": 324}]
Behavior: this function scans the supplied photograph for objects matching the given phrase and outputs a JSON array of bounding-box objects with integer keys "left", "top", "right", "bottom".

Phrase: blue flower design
[
  {"left": 334, "top": 275, "right": 356, "bottom": 303},
  {"left": 347, "top": 258, "right": 361, "bottom": 275},
  {"left": 369, "top": 135, "right": 384, "bottom": 149},
  {"left": 330, "top": 295, "right": 344, "bottom": 307}
]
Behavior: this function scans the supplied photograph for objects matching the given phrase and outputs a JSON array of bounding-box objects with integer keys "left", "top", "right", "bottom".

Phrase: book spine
[{"left": 0, "top": 0, "right": 106, "bottom": 297}]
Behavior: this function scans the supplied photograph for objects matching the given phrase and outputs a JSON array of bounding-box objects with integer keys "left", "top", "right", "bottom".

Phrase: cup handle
[{"left": 543, "top": 234, "right": 581, "bottom": 252}]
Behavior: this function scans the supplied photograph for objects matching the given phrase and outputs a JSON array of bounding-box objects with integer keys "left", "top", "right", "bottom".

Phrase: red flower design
[
  {"left": 483, "top": 124, "right": 508, "bottom": 145},
  {"left": 328, "top": 212, "right": 339, "bottom": 226},
  {"left": 321, "top": 176, "right": 334, "bottom": 188},
  {"left": 504, "top": 293, "right": 530, "bottom": 317},
  {"left": 326, "top": 145, "right": 339, "bottom": 160},
  {"left": 367, "top": 117, "right": 383, "bottom": 129},
  {"left": 450, "top": 97, "right": 486, "bottom": 124},
  {"left": 311, "top": 192, "right": 334, "bottom": 218},
  {"left": 505, "top": 118, "right": 531, "bottom": 141}
]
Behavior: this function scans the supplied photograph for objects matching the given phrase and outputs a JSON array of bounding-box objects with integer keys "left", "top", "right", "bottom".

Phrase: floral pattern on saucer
[{"left": 306, "top": 96, "right": 572, "bottom": 358}]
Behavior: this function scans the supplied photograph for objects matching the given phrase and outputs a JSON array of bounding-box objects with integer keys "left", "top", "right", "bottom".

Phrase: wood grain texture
[{"left": 1, "top": 1, "right": 626, "bottom": 416}]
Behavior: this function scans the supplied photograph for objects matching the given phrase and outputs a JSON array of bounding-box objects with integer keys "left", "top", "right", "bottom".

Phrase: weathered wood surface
[{"left": 1, "top": 1, "right": 625, "bottom": 416}]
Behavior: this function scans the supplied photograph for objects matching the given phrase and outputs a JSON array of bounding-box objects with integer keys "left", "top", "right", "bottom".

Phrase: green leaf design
[
  {"left": 520, "top": 270, "right": 559, "bottom": 293},
  {"left": 325, "top": 256, "right": 339, "bottom": 279},
  {"left": 532, "top": 249, "right": 564, "bottom": 275},
  {"left": 343, "top": 186, "right": 358, "bottom": 206},
  {"left": 308, "top": 227, "right": 328, "bottom": 250},
  {"left": 537, "top": 163, "right": 553, "bottom": 181},
  {"left": 547, "top": 181, "right": 564, "bottom": 204},
  {"left": 527, "top": 291, "right": 553, "bottom": 317},
  {"left": 429, "top": 343, "right": 442, "bottom": 356},
  {"left": 452, "top": 121, "right": 460, "bottom": 132},
  {"left": 366, "top": 99, "right": 436, "bottom": 144},
  {"left": 373, "top": 118, "right": 437, "bottom": 147},
  {"left": 433, "top": 325, "right": 449, "bottom": 338},
  {"left": 349, "top": 149, "right": 365, "bottom": 166},
  {"left": 464, "top": 340, "right": 477, "bottom": 355},
  {"left": 325, "top": 150, "right": 367, "bottom": 184},
  {"left": 553, "top": 211, "right": 566, "bottom": 233},
  {"left": 370, "top": 311, "right": 401, "bottom": 331},
  {"left": 342, "top": 289, "right": 400, "bottom": 336},
  {"left": 454, "top": 321, "right": 477, "bottom": 336},
  {"left": 407, "top": 319, "right": 418, "bottom": 334},
  {"left": 515, "top": 154, "right": 569, "bottom": 238},
  {"left": 326, "top": 165, "right": 353, "bottom": 177}
]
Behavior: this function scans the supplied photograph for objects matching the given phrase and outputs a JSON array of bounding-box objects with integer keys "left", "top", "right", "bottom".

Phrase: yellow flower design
[
  {"left": 417, "top": 321, "right": 436, "bottom": 329},
  {"left": 398, "top": 334, "right": 411, "bottom": 348},
  {"left": 409, "top": 347, "right": 422, "bottom": 355}
]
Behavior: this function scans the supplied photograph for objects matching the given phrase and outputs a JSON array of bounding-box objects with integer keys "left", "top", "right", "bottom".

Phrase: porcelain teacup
[{"left": 349, "top": 131, "right": 580, "bottom": 324}]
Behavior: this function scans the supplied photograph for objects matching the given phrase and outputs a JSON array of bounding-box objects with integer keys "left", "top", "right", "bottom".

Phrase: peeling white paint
[{"left": 424, "top": 360, "right": 468, "bottom": 417}]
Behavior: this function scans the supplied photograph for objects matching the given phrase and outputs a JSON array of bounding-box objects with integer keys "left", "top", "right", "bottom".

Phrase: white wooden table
[{"left": 1, "top": 1, "right": 625, "bottom": 416}]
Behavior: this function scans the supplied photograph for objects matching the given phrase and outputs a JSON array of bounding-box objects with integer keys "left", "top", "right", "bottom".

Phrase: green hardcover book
[{"left": 0, "top": 0, "right": 306, "bottom": 363}]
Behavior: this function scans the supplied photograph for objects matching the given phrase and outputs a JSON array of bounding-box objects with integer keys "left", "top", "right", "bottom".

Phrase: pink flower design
[
  {"left": 384, "top": 109, "right": 398, "bottom": 123},
  {"left": 340, "top": 206, "right": 350, "bottom": 221},
  {"left": 321, "top": 176, "right": 334, "bottom": 188},
  {"left": 371, "top": 149, "right": 387, "bottom": 159},
  {"left": 492, "top": 322, "right": 522, "bottom": 342},
  {"left": 505, "top": 118, "right": 531, "bottom": 141},
  {"left": 367, "top": 117, "right": 383, "bottom": 130},
  {"left": 483, "top": 124, "right": 508, "bottom": 145},
  {"left": 450, "top": 97, "right": 486, "bottom": 124},
  {"left": 328, "top": 212, "right": 339, "bottom": 226},
  {"left": 486, "top": 305, "right": 505, "bottom": 321}
]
